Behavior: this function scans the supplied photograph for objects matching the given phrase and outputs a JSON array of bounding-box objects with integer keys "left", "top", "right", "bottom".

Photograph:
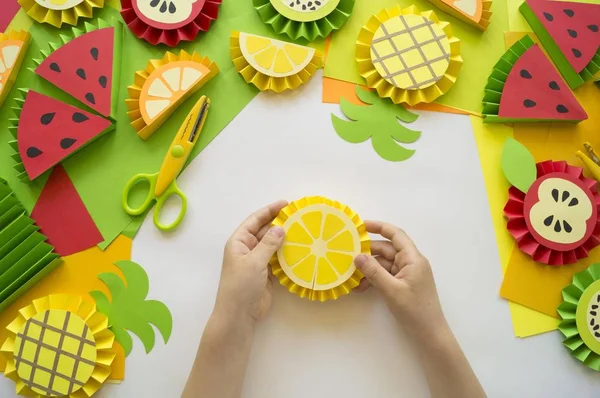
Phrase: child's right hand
[{"left": 355, "top": 221, "right": 449, "bottom": 342}]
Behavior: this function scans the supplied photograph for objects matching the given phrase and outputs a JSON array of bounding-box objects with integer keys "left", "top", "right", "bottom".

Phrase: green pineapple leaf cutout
[
  {"left": 331, "top": 86, "right": 421, "bottom": 162},
  {"left": 90, "top": 260, "right": 173, "bottom": 356}
]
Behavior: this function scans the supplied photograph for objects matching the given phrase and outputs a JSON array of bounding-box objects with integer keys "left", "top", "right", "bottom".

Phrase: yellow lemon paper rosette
[
  {"left": 18, "top": 0, "right": 105, "bottom": 28},
  {"left": 0, "top": 294, "right": 116, "bottom": 397},
  {"left": 271, "top": 196, "right": 370, "bottom": 302},
  {"left": 356, "top": 5, "right": 462, "bottom": 106}
]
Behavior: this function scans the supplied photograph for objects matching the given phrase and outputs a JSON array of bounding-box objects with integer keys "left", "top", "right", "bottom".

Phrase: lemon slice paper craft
[
  {"left": 231, "top": 31, "right": 322, "bottom": 93},
  {"left": 253, "top": 0, "right": 355, "bottom": 41},
  {"left": 427, "top": 0, "right": 492, "bottom": 31},
  {"left": 126, "top": 50, "right": 218, "bottom": 140},
  {"left": 0, "top": 294, "right": 116, "bottom": 397},
  {"left": 271, "top": 196, "right": 370, "bottom": 302},
  {"left": 0, "top": 31, "right": 30, "bottom": 109},
  {"left": 18, "top": 0, "right": 104, "bottom": 28},
  {"left": 356, "top": 5, "right": 463, "bottom": 106}
]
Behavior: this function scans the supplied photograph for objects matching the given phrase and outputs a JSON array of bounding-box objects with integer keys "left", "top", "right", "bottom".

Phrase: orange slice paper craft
[
  {"left": 427, "top": 0, "right": 492, "bottom": 30},
  {"left": 0, "top": 31, "right": 30, "bottom": 109}
]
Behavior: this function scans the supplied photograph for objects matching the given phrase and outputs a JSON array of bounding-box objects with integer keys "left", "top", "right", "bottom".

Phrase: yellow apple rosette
[
  {"left": 271, "top": 196, "right": 370, "bottom": 302},
  {"left": 18, "top": 0, "right": 104, "bottom": 28}
]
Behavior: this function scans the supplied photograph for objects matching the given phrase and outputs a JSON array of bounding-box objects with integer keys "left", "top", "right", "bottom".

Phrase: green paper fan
[
  {"left": 8, "top": 89, "right": 30, "bottom": 182},
  {"left": 558, "top": 263, "right": 600, "bottom": 371},
  {"left": 253, "top": 0, "right": 355, "bottom": 41}
]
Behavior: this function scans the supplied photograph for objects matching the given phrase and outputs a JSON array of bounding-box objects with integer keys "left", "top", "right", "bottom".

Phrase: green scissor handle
[
  {"left": 153, "top": 180, "right": 188, "bottom": 231},
  {"left": 122, "top": 173, "right": 158, "bottom": 216}
]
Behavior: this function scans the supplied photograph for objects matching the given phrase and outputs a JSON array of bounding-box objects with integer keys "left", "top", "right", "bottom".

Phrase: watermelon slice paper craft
[
  {"left": 482, "top": 35, "right": 587, "bottom": 123},
  {"left": 520, "top": 0, "right": 600, "bottom": 89},
  {"left": 34, "top": 19, "right": 124, "bottom": 120},
  {"left": 9, "top": 90, "right": 114, "bottom": 181}
]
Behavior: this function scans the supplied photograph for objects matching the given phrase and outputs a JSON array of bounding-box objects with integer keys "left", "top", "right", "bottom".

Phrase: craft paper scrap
[
  {"left": 482, "top": 35, "right": 587, "bottom": 123},
  {"left": 271, "top": 196, "right": 370, "bottom": 302},
  {"left": 18, "top": 0, "right": 105, "bottom": 28},
  {"left": 120, "top": 0, "right": 222, "bottom": 47},
  {"left": 427, "top": 0, "right": 492, "bottom": 30},
  {"left": 332, "top": 86, "right": 421, "bottom": 162},
  {"left": 0, "top": 294, "right": 116, "bottom": 397},
  {"left": 253, "top": 0, "right": 355, "bottom": 41},
  {"left": 34, "top": 18, "right": 124, "bottom": 120},
  {"left": 0, "top": 235, "right": 131, "bottom": 379},
  {"left": 126, "top": 50, "right": 219, "bottom": 140},
  {"left": 520, "top": 0, "right": 600, "bottom": 89},
  {"left": 0, "top": 31, "right": 30, "bottom": 110},
  {"left": 356, "top": 5, "right": 462, "bottom": 106},
  {"left": 0, "top": 0, "right": 21, "bottom": 32},
  {"left": 231, "top": 31, "right": 322, "bottom": 93},
  {"left": 90, "top": 260, "right": 172, "bottom": 356},
  {"left": 30, "top": 165, "right": 103, "bottom": 257}
]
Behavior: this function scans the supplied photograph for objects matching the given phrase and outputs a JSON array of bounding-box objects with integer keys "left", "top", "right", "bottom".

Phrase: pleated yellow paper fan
[
  {"left": 356, "top": 5, "right": 462, "bottom": 106},
  {"left": 1, "top": 294, "right": 116, "bottom": 398},
  {"left": 271, "top": 196, "right": 370, "bottom": 302},
  {"left": 125, "top": 50, "right": 218, "bottom": 140},
  {"left": 230, "top": 31, "right": 322, "bottom": 93},
  {"left": 18, "top": 0, "right": 104, "bottom": 28}
]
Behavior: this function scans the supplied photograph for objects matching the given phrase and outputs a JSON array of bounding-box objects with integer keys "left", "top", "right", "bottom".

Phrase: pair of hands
[{"left": 213, "top": 200, "right": 448, "bottom": 339}]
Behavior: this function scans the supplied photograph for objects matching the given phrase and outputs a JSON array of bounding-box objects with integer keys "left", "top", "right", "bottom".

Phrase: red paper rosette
[
  {"left": 120, "top": 0, "right": 221, "bottom": 47},
  {"left": 504, "top": 160, "right": 600, "bottom": 266}
]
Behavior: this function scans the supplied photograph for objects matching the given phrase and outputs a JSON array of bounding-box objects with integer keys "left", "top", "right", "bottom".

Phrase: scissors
[
  {"left": 576, "top": 142, "right": 600, "bottom": 182},
  {"left": 122, "top": 96, "right": 210, "bottom": 231}
]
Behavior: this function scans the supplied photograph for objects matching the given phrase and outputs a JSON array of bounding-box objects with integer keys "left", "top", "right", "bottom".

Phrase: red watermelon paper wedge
[
  {"left": 521, "top": 0, "right": 600, "bottom": 89},
  {"left": 34, "top": 19, "right": 123, "bottom": 119},
  {"left": 482, "top": 35, "right": 587, "bottom": 123},
  {"left": 8, "top": 90, "right": 114, "bottom": 181}
]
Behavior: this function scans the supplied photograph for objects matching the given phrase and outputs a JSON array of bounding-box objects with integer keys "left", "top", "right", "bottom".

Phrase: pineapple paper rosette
[
  {"left": 18, "top": 0, "right": 104, "bottom": 28},
  {"left": 1, "top": 294, "right": 116, "bottom": 398},
  {"left": 270, "top": 196, "right": 370, "bottom": 302},
  {"left": 356, "top": 5, "right": 462, "bottom": 106}
]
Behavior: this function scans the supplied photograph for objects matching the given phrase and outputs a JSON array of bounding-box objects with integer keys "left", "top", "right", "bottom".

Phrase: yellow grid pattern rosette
[
  {"left": 271, "top": 196, "right": 370, "bottom": 302},
  {"left": 356, "top": 5, "right": 462, "bottom": 106},
  {"left": 0, "top": 294, "right": 116, "bottom": 397},
  {"left": 230, "top": 31, "right": 322, "bottom": 93},
  {"left": 18, "top": 0, "right": 104, "bottom": 28}
]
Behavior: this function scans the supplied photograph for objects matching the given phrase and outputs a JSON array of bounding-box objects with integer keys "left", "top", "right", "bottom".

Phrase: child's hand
[
  {"left": 214, "top": 200, "right": 287, "bottom": 326},
  {"left": 355, "top": 221, "right": 448, "bottom": 341}
]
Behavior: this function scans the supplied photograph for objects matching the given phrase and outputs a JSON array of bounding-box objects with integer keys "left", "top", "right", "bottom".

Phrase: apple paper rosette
[
  {"left": 253, "top": 0, "right": 355, "bottom": 41},
  {"left": 356, "top": 5, "right": 462, "bottom": 106},
  {"left": 18, "top": 0, "right": 104, "bottom": 28},
  {"left": 502, "top": 138, "right": 600, "bottom": 266},
  {"left": 558, "top": 263, "right": 600, "bottom": 371},
  {"left": 120, "top": 0, "right": 221, "bottom": 47}
]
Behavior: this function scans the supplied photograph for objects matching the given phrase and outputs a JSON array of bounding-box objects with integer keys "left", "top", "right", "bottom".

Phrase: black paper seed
[
  {"left": 562, "top": 191, "right": 570, "bottom": 202},
  {"left": 60, "top": 138, "right": 77, "bottom": 149},
  {"left": 160, "top": 1, "right": 167, "bottom": 12},
  {"left": 595, "top": 325, "right": 600, "bottom": 331},
  {"left": 76, "top": 68, "right": 86, "bottom": 80},
  {"left": 556, "top": 105, "right": 569, "bottom": 113},
  {"left": 567, "top": 29, "right": 577, "bottom": 38},
  {"left": 572, "top": 48, "right": 582, "bottom": 58},
  {"left": 552, "top": 189, "right": 559, "bottom": 202},
  {"left": 569, "top": 198, "right": 579, "bottom": 207},
  {"left": 315, "top": 1, "right": 321, "bottom": 4},
  {"left": 85, "top": 93, "right": 96, "bottom": 104},
  {"left": 302, "top": 4, "right": 306, "bottom": 10},
  {"left": 524, "top": 99, "right": 536, "bottom": 108},
  {"left": 72, "top": 112, "right": 89, "bottom": 123},
  {"left": 99, "top": 76, "right": 107, "bottom": 88},
  {"left": 593, "top": 311, "right": 598, "bottom": 316},
  {"left": 40, "top": 112, "right": 55, "bottom": 125},
  {"left": 26, "top": 147, "right": 43, "bottom": 158},
  {"left": 593, "top": 318, "right": 596, "bottom": 326},
  {"left": 169, "top": 2, "right": 176, "bottom": 13},
  {"left": 50, "top": 62, "right": 61, "bottom": 73},
  {"left": 543, "top": 12, "right": 553, "bottom": 21},
  {"left": 307, "top": 1, "right": 312, "bottom": 5},
  {"left": 554, "top": 220, "right": 562, "bottom": 233},
  {"left": 594, "top": 305, "right": 599, "bottom": 309},
  {"left": 544, "top": 215, "right": 554, "bottom": 226},
  {"left": 90, "top": 47, "right": 99, "bottom": 61},
  {"left": 563, "top": 8, "right": 574, "bottom": 17},
  {"left": 596, "top": 332, "right": 600, "bottom": 338},
  {"left": 520, "top": 69, "right": 532, "bottom": 79},
  {"left": 150, "top": 0, "right": 159, "bottom": 6},
  {"left": 549, "top": 81, "right": 560, "bottom": 90},
  {"left": 563, "top": 221, "right": 572, "bottom": 233},
  {"left": 289, "top": 2, "right": 294, "bottom": 6},
  {"left": 589, "top": 24, "right": 599, "bottom": 33}
]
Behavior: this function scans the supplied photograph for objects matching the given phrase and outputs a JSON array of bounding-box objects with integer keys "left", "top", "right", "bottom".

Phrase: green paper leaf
[
  {"left": 111, "top": 326, "right": 133, "bottom": 357},
  {"left": 501, "top": 138, "right": 537, "bottom": 193}
]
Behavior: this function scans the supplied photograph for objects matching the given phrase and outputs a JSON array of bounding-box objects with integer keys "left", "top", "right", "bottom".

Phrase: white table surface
[{"left": 2, "top": 72, "right": 600, "bottom": 397}]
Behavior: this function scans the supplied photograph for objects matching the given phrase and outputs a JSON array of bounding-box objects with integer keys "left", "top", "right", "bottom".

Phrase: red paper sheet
[
  {"left": 0, "top": 0, "right": 20, "bottom": 32},
  {"left": 31, "top": 165, "right": 103, "bottom": 256}
]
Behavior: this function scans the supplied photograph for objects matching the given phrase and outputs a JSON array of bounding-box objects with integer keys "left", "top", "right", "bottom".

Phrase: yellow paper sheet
[{"left": 0, "top": 235, "right": 132, "bottom": 380}]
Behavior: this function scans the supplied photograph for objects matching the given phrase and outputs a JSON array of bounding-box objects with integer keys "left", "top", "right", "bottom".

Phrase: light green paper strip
[{"left": 323, "top": 0, "right": 509, "bottom": 114}]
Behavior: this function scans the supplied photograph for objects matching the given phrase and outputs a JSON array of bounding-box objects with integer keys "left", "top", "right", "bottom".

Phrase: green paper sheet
[
  {"left": 323, "top": 0, "right": 509, "bottom": 114},
  {"left": 501, "top": 138, "right": 537, "bottom": 194}
]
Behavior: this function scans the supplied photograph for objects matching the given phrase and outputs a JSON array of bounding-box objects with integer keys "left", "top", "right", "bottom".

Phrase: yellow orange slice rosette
[
  {"left": 271, "top": 196, "right": 370, "bottom": 301},
  {"left": 0, "top": 31, "right": 30, "bottom": 109}
]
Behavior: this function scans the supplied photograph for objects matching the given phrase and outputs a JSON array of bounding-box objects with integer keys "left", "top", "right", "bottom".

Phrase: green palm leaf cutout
[
  {"left": 331, "top": 86, "right": 421, "bottom": 162},
  {"left": 501, "top": 137, "right": 537, "bottom": 193},
  {"left": 90, "top": 260, "right": 173, "bottom": 356}
]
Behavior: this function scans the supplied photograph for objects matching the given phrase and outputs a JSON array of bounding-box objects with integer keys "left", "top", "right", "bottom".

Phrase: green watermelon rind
[
  {"left": 32, "top": 18, "right": 124, "bottom": 121},
  {"left": 520, "top": 1, "right": 600, "bottom": 90}
]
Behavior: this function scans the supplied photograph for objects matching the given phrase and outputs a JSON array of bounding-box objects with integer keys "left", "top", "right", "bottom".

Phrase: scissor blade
[{"left": 189, "top": 102, "right": 210, "bottom": 143}]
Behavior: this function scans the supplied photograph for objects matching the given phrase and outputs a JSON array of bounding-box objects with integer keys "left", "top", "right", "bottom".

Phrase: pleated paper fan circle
[
  {"left": 270, "top": 196, "right": 370, "bottom": 301},
  {"left": 120, "top": 0, "right": 221, "bottom": 47},
  {"left": 0, "top": 294, "right": 116, "bottom": 397},
  {"left": 126, "top": 50, "right": 218, "bottom": 140},
  {"left": 356, "top": 5, "right": 462, "bottom": 106},
  {"left": 253, "top": 0, "right": 354, "bottom": 41},
  {"left": 18, "top": 0, "right": 104, "bottom": 28},
  {"left": 558, "top": 263, "right": 600, "bottom": 371},
  {"left": 231, "top": 31, "right": 322, "bottom": 93}
]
